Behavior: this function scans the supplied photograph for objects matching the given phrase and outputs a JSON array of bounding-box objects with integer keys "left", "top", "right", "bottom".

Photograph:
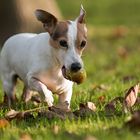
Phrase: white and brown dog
[{"left": 0, "top": 5, "right": 87, "bottom": 110}]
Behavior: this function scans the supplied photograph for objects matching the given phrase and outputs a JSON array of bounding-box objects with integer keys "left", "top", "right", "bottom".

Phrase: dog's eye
[
  {"left": 80, "top": 40, "right": 86, "bottom": 48},
  {"left": 59, "top": 40, "right": 68, "bottom": 48}
]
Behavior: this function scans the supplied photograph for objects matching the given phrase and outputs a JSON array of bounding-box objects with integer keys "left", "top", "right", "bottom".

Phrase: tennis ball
[{"left": 66, "top": 69, "right": 86, "bottom": 84}]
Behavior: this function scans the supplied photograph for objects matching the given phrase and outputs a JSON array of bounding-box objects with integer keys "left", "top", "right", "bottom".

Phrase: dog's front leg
[
  {"left": 57, "top": 85, "right": 73, "bottom": 111},
  {"left": 27, "top": 76, "right": 54, "bottom": 107}
]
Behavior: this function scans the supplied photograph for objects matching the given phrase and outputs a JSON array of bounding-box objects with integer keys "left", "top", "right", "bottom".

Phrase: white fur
[
  {"left": 0, "top": 8, "right": 86, "bottom": 109},
  {"left": 64, "top": 20, "right": 83, "bottom": 70},
  {"left": 0, "top": 32, "right": 74, "bottom": 108}
]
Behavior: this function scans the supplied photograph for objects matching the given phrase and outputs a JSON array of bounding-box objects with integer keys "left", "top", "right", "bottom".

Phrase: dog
[{"left": 0, "top": 5, "right": 87, "bottom": 110}]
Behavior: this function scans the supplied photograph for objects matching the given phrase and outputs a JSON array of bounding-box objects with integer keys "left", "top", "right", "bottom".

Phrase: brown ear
[
  {"left": 77, "top": 5, "right": 86, "bottom": 23},
  {"left": 35, "top": 9, "right": 58, "bottom": 34}
]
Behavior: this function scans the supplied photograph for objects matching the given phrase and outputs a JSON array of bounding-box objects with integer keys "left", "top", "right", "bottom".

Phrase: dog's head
[{"left": 35, "top": 5, "right": 87, "bottom": 84}]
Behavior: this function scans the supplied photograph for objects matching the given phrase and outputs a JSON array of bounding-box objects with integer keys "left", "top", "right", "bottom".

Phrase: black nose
[{"left": 71, "top": 62, "right": 82, "bottom": 72}]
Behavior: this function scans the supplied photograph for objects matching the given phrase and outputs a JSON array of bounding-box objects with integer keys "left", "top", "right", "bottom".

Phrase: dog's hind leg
[
  {"left": 21, "top": 85, "right": 32, "bottom": 102},
  {"left": 1, "top": 74, "right": 18, "bottom": 108}
]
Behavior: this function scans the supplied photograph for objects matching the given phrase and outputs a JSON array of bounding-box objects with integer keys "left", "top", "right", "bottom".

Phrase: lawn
[{"left": 0, "top": 0, "right": 140, "bottom": 140}]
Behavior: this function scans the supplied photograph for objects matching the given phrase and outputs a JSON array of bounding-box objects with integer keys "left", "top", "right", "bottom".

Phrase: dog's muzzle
[{"left": 62, "top": 65, "right": 86, "bottom": 84}]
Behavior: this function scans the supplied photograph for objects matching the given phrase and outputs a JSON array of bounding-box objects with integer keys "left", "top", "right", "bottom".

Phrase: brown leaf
[
  {"left": 55, "top": 101, "right": 70, "bottom": 112},
  {"left": 124, "top": 83, "right": 139, "bottom": 107},
  {"left": 117, "top": 47, "right": 128, "bottom": 59},
  {"left": 124, "top": 110, "right": 140, "bottom": 131},
  {"left": 0, "top": 118, "right": 10, "bottom": 128},
  {"left": 5, "top": 109, "right": 20, "bottom": 120},
  {"left": 73, "top": 102, "right": 96, "bottom": 117},
  {"left": 105, "top": 97, "right": 124, "bottom": 114},
  {"left": 92, "top": 84, "right": 110, "bottom": 91},
  {"left": 86, "top": 102, "right": 96, "bottom": 111},
  {"left": 84, "top": 135, "right": 98, "bottom": 140},
  {"left": 112, "top": 26, "right": 128, "bottom": 39},
  {"left": 48, "top": 106, "right": 75, "bottom": 120},
  {"left": 20, "top": 133, "right": 32, "bottom": 140},
  {"left": 98, "top": 95, "right": 105, "bottom": 103},
  {"left": 5, "top": 109, "right": 30, "bottom": 121},
  {"left": 52, "top": 125, "right": 59, "bottom": 135}
]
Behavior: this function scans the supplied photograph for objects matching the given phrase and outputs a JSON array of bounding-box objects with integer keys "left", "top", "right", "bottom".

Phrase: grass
[
  {"left": 1, "top": 1, "right": 140, "bottom": 140},
  {"left": 0, "top": 26, "right": 140, "bottom": 140},
  {"left": 57, "top": 0, "right": 140, "bottom": 26}
]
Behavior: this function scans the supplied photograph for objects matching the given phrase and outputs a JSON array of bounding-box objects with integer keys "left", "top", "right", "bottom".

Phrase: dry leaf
[
  {"left": 117, "top": 47, "right": 128, "bottom": 59},
  {"left": 73, "top": 102, "right": 96, "bottom": 117},
  {"left": 84, "top": 135, "right": 98, "bottom": 140},
  {"left": 55, "top": 101, "right": 70, "bottom": 112},
  {"left": 20, "top": 133, "right": 32, "bottom": 140},
  {"left": 112, "top": 26, "right": 128, "bottom": 39},
  {"left": 5, "top": 109, "right": 20, "bottom": 120},
  {"left": 124, "top": 83, "right": 139, "bottom": 107},
  {"left": 86, "top": 102, "right": 96, "bottom": 111},
  {"left": 92, "top": 84, "right": 110, "bottom": 91},
  {"left": 98, "top": 95, "right": 105, "bottom": 103},
  {"left": 124, "top": 110, "right": 140, "bottom": 131},
  {"left": 0, "top": 118, "right": 9, "bottom": 128},
  {"left": 5, "top": 109, "right": 32, "bottom": 121},
  {"left": 48, "top": 106, "right": 75, "bottom": 120},
  {"left": 52, "top": 125, "right": 59, "bottom": 135},
  {"left": 105, "top": 97, "right": 124, "bottom": 114}
]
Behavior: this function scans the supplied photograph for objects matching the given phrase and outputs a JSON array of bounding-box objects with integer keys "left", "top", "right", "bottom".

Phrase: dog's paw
[{"left": 44, "top": 95, "right": 54, "bottom": 107}]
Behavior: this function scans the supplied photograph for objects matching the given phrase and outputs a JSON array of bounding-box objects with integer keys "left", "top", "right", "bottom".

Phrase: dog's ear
[
  {"left": 35, "top": 9, "right": 58, "bottom": 34},
  {"left": 77, "top": 5, "right": 86, "bottom": 24}
]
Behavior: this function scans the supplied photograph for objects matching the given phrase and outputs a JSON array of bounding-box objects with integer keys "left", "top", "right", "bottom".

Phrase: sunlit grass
[{"left": 0, "top": 26, "right": 140, "bottom": 140}]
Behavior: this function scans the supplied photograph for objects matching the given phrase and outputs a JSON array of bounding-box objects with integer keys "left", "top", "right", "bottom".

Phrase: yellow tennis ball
[{"left": 67, "top": 69, "right": 87, "bottom": 84}]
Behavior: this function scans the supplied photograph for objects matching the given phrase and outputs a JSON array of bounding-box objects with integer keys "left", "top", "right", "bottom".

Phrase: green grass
[
  {"left": 57, "top": 0, "right": 140, "bottom": 26},
  {"left": 1, "top": 1, "right": 140, "bottom": 139},
  {"left": 0, "top": 26, "right": 140, "bottom": 140}
]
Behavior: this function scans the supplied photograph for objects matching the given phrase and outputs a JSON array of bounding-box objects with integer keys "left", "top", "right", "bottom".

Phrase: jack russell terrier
[{"left": 0, "top": 5, "right": 87, "bottom": 110}]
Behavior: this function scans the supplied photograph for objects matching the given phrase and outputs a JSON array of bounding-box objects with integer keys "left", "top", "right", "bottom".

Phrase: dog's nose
[{"left": 71, "top": 62, "right": 82, "bottom": 72}]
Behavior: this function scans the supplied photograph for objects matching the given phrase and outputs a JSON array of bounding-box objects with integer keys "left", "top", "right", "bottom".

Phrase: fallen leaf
[
  {"left": 55, "top": 101, "right": 70, "bottom": 112},
  {"left": 38, "top": 110, "right": 65, "bottom": 120},
  {"left": 48, "top": 106, "right": 75, "bottom": 120},
  {"left": 92, "top": 84, "right": 110, "bottom": 91},
  {"left": 5, "top": 109, "right": 20, "bottom": 120},
  {"left": 86, "top": 102, "right": 96, "bottom": 111},
  {"left": 112, "top": 26, "right": 128, "bottom": 39},
  {"left": 117, "top": 47, "right": 128, "bottom": 59},
  {"left": 84, "top": 135, "right": 98, "bottom": 140},
  {"left": 135, "top": 97, "right": 140, "bottom": 104},
  {"left": 73, "top": 102, "right": 96, "bottom": 117},
  {"left": 105, "top": 97, "right": 124, "bottom": 114},
  {"left": 122, "top": 75, "right": 137, "bottom": 83},
  {"left": 20, "top": 133, "right": 32, "bottom": 140},
  {"left": 52, "top": 125, "right": 59, "bottom": 135},
  {"left": 124, "top": 110, "right": 140, "bottom": 131},
  {"left": 0, "top": 118, "right": 10, "bottom": 128},
  {"left": 5, "top": 109, "right": 34, "bottom": 121},
  {"left": 98, "top": 95, "right": 106, "bottom": 103},
  {"left": 124, "top": 83, "right": 139, "bottom": 108}
]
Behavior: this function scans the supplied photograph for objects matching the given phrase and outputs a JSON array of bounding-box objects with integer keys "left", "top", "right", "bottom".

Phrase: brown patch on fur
[
  {"left": 76, "top": 23, "right": 87, "bottom": 54},
  {"left": 51, "top": 21, "right": 69, "bottom": 40},
  {"left": 49, "top": 21, "right": 69, "bottom": 48}
]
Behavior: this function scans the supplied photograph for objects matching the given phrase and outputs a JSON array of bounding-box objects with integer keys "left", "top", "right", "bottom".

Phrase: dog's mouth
[
  {"left": 62, "top": 66, "right": 69, "bottom": 80},
  {"left": 61, "top": 65, "right": 86, "bottom": 84}
]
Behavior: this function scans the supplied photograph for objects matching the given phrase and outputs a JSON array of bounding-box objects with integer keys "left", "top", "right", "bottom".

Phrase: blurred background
[
  {"left": 0, "top": 0, "right": 140, "bottom": 45},
  {"left": 0, "top": 0, "right": 140, "bottom": 88}
]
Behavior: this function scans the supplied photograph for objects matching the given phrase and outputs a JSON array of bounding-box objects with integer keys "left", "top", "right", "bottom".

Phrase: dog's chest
[{"left": 35, "top": 70, "right": 68, "bottom": 94}]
